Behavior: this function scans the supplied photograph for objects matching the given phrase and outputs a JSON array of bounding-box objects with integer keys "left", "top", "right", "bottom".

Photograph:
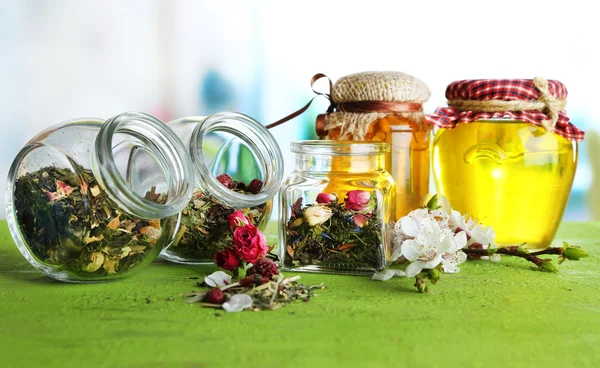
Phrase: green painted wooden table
[{"left": 1, "top": 221, "right": 599, "bottom": 368}]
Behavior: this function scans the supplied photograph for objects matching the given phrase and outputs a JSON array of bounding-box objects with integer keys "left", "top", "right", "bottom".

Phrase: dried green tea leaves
[
  {"left": 284, "top": 191, "right": 385, "bottom": 271},
  {"left": 13, "top": 166, "right": 165, "bottom": 278},
  {"left": 169, "top": 177, "right": 268, "bottom": 262}
]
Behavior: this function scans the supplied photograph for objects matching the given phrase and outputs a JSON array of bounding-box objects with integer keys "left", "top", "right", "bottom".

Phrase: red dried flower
[
  {"left": 228, "top": 210, "right": 250, "bottom": 231},
  {"left": 248, "top": 179, "right": 263, "bottom": 194},
  {"left": 247, "top": 257, "right": 280, "bottom": 279},
  {"left": 214, "top": 249, "right": 241, "bottom": 271},
  {"left": 239, "top": 274, "right": 270, "bottom": 286},
  {"left": 232, "top": 224, "right": 268, "bottom": 264},
  {"left": 216, "top": 174, "right": 234, "bottom": 189},
  {"left": 206, "top": 288, "right": 225, "bottom": 304}
]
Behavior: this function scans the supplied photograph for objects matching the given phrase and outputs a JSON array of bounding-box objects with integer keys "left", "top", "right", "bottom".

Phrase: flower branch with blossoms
[{"left": 374, "top": 194, "right": 588, "bottom": 293}]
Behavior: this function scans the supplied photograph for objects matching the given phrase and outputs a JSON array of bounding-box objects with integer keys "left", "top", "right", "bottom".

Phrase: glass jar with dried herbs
[
  {"left": 280, "top": 141, "right": 395, "bottom": 275},
  {"left": 6, "top": 112, "right": 195, "bottom": 282},
  {"left": 162, "top": 112, "right": 284, "bottom": 264}
]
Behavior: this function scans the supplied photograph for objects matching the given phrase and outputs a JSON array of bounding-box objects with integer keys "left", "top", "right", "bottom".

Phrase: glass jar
[
  {"left": 161, "top": 112, "right": 284, "bottom": 264},
  {"left": 279, "top": 141, "right": 395, "bottom": 274},
  {"left": 429, "top": 78, "right": 584, "bottom": 250},
  {"left": 433, "top": 121, "right": 578, "bottom": 249},
  {"left": 6, "top": 112, "right": 195, "bottom": 282},
  {"left": 319, "top": 72, "right": 431, "bottom": 220}
]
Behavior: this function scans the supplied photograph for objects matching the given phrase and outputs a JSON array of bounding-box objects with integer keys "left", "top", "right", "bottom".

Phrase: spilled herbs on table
[{"left": 13, "top": 166, "right": 167, "bottom": 277}]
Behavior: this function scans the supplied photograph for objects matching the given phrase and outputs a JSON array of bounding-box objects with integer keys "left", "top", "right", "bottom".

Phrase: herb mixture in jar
[
  {"left": 13, "top": 166, "right": 167, "bottom": 278},
  {"left": 284, "top": 190, "right": 384, "bottom": 270},
  {"left": 169, "top": 174, "right": 269, "bottom": 261}
]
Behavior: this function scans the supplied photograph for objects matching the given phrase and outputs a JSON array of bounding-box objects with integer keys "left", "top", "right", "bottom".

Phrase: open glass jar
[
  {"left": 279, "top": 141, "right": 395, "bottom": 274},
  {"left": 161, "top": 112, "right": 284, "bottom": 264},
  {"left": 6, "top": 112, "right": 194, "bottom": 282},
  {"left": 429, "top": 78, "right": 585, "bottom": 249}
]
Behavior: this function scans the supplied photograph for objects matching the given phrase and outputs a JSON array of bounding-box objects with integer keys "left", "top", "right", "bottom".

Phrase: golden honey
[
  {"left": 432, "top": 120, "right": 578, "bottom": 249},
  {"left": 327, "top": 116, "right": 430, "bottom": 219}
]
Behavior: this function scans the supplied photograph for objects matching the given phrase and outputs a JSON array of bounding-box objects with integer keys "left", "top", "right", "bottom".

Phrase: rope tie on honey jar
[
  {"left": 267, "top": 73, "right": 424, "bottom": 137},
  {"left": 446, "top": 77, "right": 566, "bottom": 132}
]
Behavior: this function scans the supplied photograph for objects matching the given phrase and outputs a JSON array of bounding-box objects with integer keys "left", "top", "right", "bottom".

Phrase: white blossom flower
[
  {"left": 400, "top": 217, "right": 455, "bottom": 277},
  {"left": 222, "top": 294, "right": 253, "bottom": 312},
  {"left": 204, "top": 271, "right": 231, "bottom": 287},
  {"left": 449, "top": 210, "right": 495, "bottom": 248},
  {"left": 440, "top": 231, "right": 468, "bottom": 273}
]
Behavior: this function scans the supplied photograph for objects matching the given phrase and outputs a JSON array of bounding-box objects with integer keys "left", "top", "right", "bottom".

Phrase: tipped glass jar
[
  {"left": 6, "top": 112, "right": 194, "bottom": 282},
  {"left": 161, "top": 112, "right": 284, "bottom": 264},
  {"left": 279, "top": 141, "right": 395, "bottom": 275}
]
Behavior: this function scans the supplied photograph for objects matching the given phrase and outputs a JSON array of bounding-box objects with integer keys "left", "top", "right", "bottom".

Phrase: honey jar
[{"left": 428, "top": 78, "right": 585, "bottom": 249}]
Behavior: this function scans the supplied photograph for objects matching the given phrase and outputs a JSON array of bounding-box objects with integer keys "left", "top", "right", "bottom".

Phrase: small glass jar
[
  {"left": 279, "top": 141, "right": 395, "bottom": 274},
  {"left": 6, "top": 112, "right": 194, "bottom": 282},
  {"left": 161, "top": 112, "right": 284, "bottom": 264},
  {"left": 429, "top": 78, "right": 584, "bottom": 250}
]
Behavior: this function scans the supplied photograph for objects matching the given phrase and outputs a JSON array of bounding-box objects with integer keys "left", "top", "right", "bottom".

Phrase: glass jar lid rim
[{"left": 291, "top": 140, "right": 389, "bottom": 155}]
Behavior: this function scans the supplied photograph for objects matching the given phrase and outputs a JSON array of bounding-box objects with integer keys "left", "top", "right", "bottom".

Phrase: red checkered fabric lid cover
[{"left": 426, "top": 79, "right": 584, "bottom": 141}]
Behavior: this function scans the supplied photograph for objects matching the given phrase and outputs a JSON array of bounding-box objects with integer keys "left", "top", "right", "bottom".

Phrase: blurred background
[{"left": 1, "top": 0, "right": 598, "bottom": 220}]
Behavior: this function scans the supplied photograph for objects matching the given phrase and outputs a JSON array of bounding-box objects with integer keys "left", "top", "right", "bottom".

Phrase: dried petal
[
  {"left": 82, "top": 252, "right": 105, "bottom": 272},
  {"left": 204, "top": 271, "right": 232, "bottom": 287},
  {"left": 222, "top": 294, "right": 253, "bottom": 312}
]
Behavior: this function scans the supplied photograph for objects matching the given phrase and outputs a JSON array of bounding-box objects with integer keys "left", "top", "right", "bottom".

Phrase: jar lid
[
  {"left": 427, "top": 78, "right": 585, "bottom": 141},
  {"left": 332, "top": 71, "right": 430, "bottom": 103},
  {"left": 322, "top": 71, "right": 430, "bottom": 140}
]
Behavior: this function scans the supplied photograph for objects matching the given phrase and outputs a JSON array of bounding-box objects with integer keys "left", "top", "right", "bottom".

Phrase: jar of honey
[
  {"left": 428, "top": 78, "right": 585, "bottom": 250},
  {"left": 318, "top": 72, "right": 431, "bottom": 220}
]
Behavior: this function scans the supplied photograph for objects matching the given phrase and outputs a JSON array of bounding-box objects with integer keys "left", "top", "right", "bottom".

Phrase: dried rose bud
[
  {"left": 248, "top": 179, "right": 263, "bottom": 194},
  {"left": 206, "top": 288, "right": 225, "bottom": 304},
  {"left": 247, "top": 257, "right": 280, "bottom": 279},
  {"left": 239, "top": 274, "right": 270, "bottom": 286},
  {"left": 353, "top": 214, "right": 368, "bottom": 228},
  {"left": 216, "top": 174, "right": 234, "bottom": 189},
  {"left": 316, "top": 193, "right": 337, "bottom": 204}
]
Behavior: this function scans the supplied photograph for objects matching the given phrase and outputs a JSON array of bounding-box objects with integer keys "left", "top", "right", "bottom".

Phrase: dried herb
[
  {"left": 13, "top": 166, "right": 168, "bottom": 278},
  {"left": 168, "top": 176, "right": 269, "bottom": 261},
  {"left": 284, "top": 191, "right": 385, "bottom": 271},
  {"left": 186, "top": 274, "right": 326, "bottom": 311}
]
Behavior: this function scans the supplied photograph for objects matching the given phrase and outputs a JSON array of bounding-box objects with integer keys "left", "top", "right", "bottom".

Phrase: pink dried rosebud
[
  {"left": 248, "top": 179, "right": 263, "bottom": 194},
  {"left": 206, "top": 288, "right": 225, "bottom": 304},
  {"left": 216, "top": 174, "right": 234, "bottom": 189},
  {"left": 247, "top": 258, "right": 280, "bottom": 279},
  {"left": 353, "top": 214, "right": 368, "bottom": 228},
  {"left": 232, "top": 224, "right": 268, "bottom": 264},
  {"left": 228, "top": 210, "right": 250, "bottom": 231},
  {"left": 316, "top": 193, "right": 337, "bottom": 204},
  {"left": 214, "top": 249, "right": 241, "bottom": 272},
  {"left": 345, "top": 190, "right": 374, "bottom": 213}
]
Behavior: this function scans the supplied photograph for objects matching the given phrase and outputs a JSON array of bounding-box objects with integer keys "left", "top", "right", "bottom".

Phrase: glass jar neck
[
  {"left": 291, "top": 141, "right": 388, "bottom": 173},
  {"left": 91, "top": 112, "right": 194, "bottom": 219},
  {"left": 187, "top": 112, "right": 284, "bottom": 208},
  {"left": 295, "top": 153, "right": 385, "bottom": 173}
]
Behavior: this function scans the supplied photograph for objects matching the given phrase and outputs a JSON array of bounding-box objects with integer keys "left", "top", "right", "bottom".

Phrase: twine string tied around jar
[{"left": 446, "top": 77, "right": 566, "bottom": 131}]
